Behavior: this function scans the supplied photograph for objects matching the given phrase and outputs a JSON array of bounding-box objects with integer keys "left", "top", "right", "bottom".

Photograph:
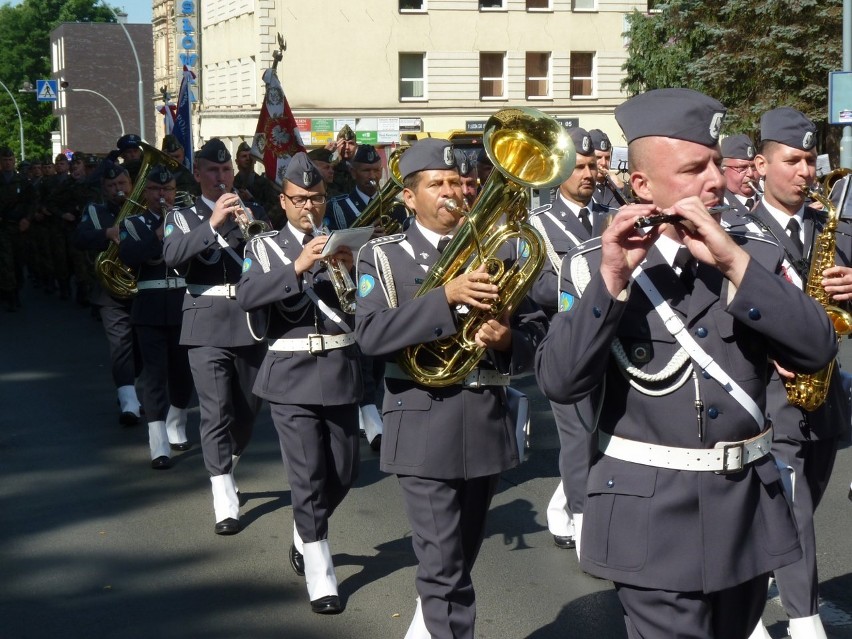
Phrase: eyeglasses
[
  {"left": 282, "top": 193, "right": 326, "bottom": 208},
  {"left": 723, "top": 164, "right": 754, "bottom": 174}
]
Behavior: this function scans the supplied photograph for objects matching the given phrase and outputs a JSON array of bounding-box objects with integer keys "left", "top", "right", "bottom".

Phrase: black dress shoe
[
  {"left": 310, "top": 595, "right": 342, "bottom": 615},
  {"left": 170, "top": 441, "right": 191, "bottom": 451},
  {"left": 119, "top": 411, "right": 139, "bottom": 427},
  {"left": 553, "top": 534, "right": 576, "bottom": 550},
  {"left": 289, "top": 543, "right": 305, "bottom": 576},
  {"left": 214, "top": 517, "right": 241, "bottom": 535},
  {"left": 369, "top": 434, "right": 382, "bottom": 452},
  {"left": 151, "top": 456, "right": 171, "bottom": 470}
]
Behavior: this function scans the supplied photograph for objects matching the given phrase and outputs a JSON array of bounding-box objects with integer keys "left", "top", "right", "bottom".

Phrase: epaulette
[
  {"left": 327, "top": 193, "right": 348, "bottom": 203},
  {"left": 570, "top": 235, "right": 603, "bottom": 256},
  {"left": 529, "top": 203, "right": 553, "bottom": 217},
  {"left": 368, "top": 233, "right": 405, "bottom": 247}
]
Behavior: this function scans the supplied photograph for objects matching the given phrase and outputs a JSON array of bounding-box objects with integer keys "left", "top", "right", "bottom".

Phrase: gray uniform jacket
[
  {"left": 119, "top": 209, "right": 184, "bottom": 326},
  {"left": 529, "top": 198, "right": 608, "bottom": 316},
  {"left": 355, "top": 224, "right": 548, "bottom": 480},
  {"left": 745, "top": 203, "right": 852, "bottom": 441},
  {"left": 327, "top": 191, "right": 367, "bottom": 231},
  {"left": 73, "top": 201, "right": 130, "bottom": 310},
  {"left": 535, "top": 235, "right": 837, "bottom": 593},
  {"left": 237, "top": 227, "right": 363, "bottom": 406},
  {"left": 162, "top": 198, "right": 263, "bottom": 348}
]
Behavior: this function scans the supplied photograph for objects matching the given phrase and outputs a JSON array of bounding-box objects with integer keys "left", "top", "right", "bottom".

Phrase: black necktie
[
  {"left": 786, "top": 218, "right": 804, "bottom": 254},
  {"left": 744, "top": 198, "right": 754, "bottom": 210},
  {"left": 302, "top": 233, "right": 314, "bottom": 246},
  {"left": 437, "top": 236, "right": 451, "bottom": 254},
  {"left": 675, "top": 248, "right": 695, "bottom": 291},
  {"left": 578, "top": 207, "right": 592, "bottom": 235}
]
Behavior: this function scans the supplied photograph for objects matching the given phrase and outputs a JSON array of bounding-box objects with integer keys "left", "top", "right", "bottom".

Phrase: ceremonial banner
[
  {"left": 251, "top": 68, "right": 306, "bottom": 185},
  {"left": 157, "top": 102, "right": 176, "bottom": 135},
  {"left": 173, "top": 67, "right": 195, "bottom": 171}
]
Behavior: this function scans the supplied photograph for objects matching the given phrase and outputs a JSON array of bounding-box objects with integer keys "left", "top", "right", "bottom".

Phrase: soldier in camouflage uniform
[
  {"left": 233, "top": 141, "right": 282, "bottom": 229},
  {"left": 329, "top": 125, "right": 357, "bottom": 198},
  {"left": 0, "top": 147, "right": 34, "bottom": 311}
]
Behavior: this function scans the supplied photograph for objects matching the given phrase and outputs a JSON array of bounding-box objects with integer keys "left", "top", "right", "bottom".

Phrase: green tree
[
  {"left": 623, "top": 0, "right": 842, "bottom": 152},
  {"left": 0, "top": 0, "right": 115, "bottom": 161}
]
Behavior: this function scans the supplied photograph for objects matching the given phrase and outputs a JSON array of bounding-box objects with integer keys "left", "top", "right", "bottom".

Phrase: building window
[
  {"left": 572, "top": 0, "right": 596, "bottom": 10},
  {"left": 400, "top": 53, "right": 426, "bottom": 100},
  {"left": 526, "top": 52, "right": 551, "bottom": 99},
  {"left": 480, "top": 0, "right": 505, "bottom": 10},
  {"left": 480, "top": 52, "right": 506, "bottom": 100},
  {"left": 526, "top": 0, "right": 551, "bottom": 9},
  {"left": 570, "top": 52, "right": 595, "bottom": 98},
  {"left": 647, "top": 0, "right": 661, "bottom": 11},
  {"left": 400, "top": 0, "right": 426, "bottom": 11}
]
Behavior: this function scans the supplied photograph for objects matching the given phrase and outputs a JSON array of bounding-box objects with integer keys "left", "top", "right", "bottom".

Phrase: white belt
[
  {"left": 136, "top": 277, "right": 186, "bottom": 290},
  {"left": 599, "top": 427, "right": 773, "bottom": 474},
  {"left": 384, "top": 363, "right": 510, "bottom": 388},
  {"left": 267, "top": 333, "right": 355, "bottom": 354},
  {"left": 186, "top": 283, "right": 237, "bottom": 298}
]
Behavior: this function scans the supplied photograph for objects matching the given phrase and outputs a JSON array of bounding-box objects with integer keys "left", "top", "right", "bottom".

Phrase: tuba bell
[
  {"left": 350, "top": 147, "right": 408, "bottom": 235},
  {"left": 95, "top": 142, "right": 183, "bottom": 298},
  {"left": 398, "top": 107, "right": 576, "bottom": 387}
]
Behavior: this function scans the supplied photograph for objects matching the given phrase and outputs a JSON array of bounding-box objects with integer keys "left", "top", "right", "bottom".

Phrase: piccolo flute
[{"left": 633, "top": 205, "right": 737, "bottom": 229}]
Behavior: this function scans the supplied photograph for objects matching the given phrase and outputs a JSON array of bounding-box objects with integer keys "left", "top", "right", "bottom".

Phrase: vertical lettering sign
[{"left": 176, "top": 0, "right": 199, "bottom": 100}]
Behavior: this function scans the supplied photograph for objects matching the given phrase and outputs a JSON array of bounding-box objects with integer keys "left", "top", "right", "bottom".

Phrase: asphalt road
[{"left": 1, "top": 286, "right": 851, "bottom": 639}]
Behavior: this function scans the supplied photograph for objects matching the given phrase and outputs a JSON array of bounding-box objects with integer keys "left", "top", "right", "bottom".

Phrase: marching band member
[
  {"left": 721, "top": 134, "right": 760, "bottom": 218},
  {"left": 536, "top": 88, "right": 837, "bottom": 638},
  {"left": 73, "top": 162, "right": 141, "bottom": 425},
  {"left": 745, "top": 108, "right": 852, "bottom": 639},
  {"left": 355, "top": 138, "right": 547, "bottom": 639},
  {"left": 328, "top": 144, "right": 383, "bottom": 230},
  {"left": 163, "top": 139, "right": 268, "bottom": 536},
  {"left": 237, "top": 153, "right": 361, "bottom": 615},
  {"left": 118, "top": 164, "right": 193, "bottom": 469},
  {"left": 528, "top": 127, "right": 608, "bottom": 556}
]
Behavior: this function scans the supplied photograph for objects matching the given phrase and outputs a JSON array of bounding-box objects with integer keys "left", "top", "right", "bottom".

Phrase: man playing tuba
[{"left": 354, "top": 138, "right": 547, "bottom": 639}]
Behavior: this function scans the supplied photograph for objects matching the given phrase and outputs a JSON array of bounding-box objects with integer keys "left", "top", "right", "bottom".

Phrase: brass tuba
[
  {"left": 398, "top": 107, "right": 576, "bottom": 387},
  {"left": 784, "top": 184, "right": 852, "bottom": 410},
  {"left": 95, "top": 142, "right": 182, "bottom": 298},
  {"left": 350, "top": 147, "right": 408, "bottom": 235}
]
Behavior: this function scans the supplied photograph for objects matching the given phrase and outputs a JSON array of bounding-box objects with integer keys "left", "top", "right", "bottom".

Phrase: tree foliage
[
  {"left": 623, "top": 0, "right": 842, "bottom": 147},
  {"left": 0, "top": 0, "right": 115, "bottom": 160}
]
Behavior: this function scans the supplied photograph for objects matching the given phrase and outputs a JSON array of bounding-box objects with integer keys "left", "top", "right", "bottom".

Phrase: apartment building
[{"left": 153, "top": 0, "right": 657, "bottom": 153}]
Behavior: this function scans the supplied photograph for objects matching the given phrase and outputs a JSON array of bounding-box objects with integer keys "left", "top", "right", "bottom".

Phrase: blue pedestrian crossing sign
[{"left": 36, "top": 79, "right": 58, "bottom": 102}]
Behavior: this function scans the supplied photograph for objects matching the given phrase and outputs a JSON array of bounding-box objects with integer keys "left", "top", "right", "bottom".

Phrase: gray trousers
[
  {"left": 616, "top": 574, "right": 768, "bottom": 639},
  {"left": 187, "top": 344, "right": 265, "bottom": 476},
  {"left": 772, "top": 434, "right": 838, "bottom": 618},
  {"left": 98, "top": 304, "right": 136, "bottom": 387},
  {"left": 398, "top": 473, "right": 499, "bottom": 639},
  {"left": 135, "top": 324, "right": 193, "bottom": 421},
  {"left": 552, "top": 400, "right": 596, "bottom": 515},
  {"left": 270, "top": 402, "right": 360, "bottom": 542}
]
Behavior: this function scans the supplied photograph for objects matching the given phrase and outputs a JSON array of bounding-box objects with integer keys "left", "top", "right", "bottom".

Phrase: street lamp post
[
  {"left": 0, "top": 80, "right": 25, "bottom": 161},
  {"left": 101, "top": 1, "right": 145, "bottom": 141},
  {"left": 63, "top": 87, "right": 125, "bottom": 137}
]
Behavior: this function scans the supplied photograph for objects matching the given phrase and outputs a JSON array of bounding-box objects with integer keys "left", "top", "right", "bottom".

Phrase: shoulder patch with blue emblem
[
  {"left": 519, "top": 240, "right": 530, "bottom": 259},
  {"left": 242, "top": 257, "right": 252, "bottom": 273},
  {"left": 559, "top": 290, "right": 574, "bottom": 313},
  {"left": 358, "top": 273, "right": 375, "bottom": 297},
  {"left": 119, "top": 230, "right": 128, "bottom": 241},
  {"left": 164, "top": 224, "right": 174, "bottom": 237}
]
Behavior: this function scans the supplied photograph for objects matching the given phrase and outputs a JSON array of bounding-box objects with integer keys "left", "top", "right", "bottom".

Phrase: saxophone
[{"left": 784, "top": 181, "right": 852, "bottom": 410}]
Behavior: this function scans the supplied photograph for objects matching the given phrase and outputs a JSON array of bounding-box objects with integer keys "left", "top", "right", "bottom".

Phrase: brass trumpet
[
  {"left": 309, "top": 218, "right": 357, "bottom": 314},
  {"left": 218, "top": 183, "right": 269, "bottom": 239}
]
